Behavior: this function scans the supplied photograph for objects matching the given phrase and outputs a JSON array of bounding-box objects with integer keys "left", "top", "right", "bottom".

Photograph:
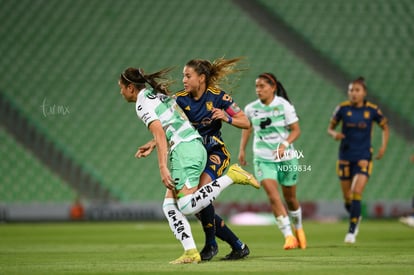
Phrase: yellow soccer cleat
[
  {"left": 283, "top": 235, "right": 299, "bottom": 250},
  {"left": 227, "top": 164, "right": 260, "bottom": 189},
  {"left": 169, "top": 248, "right": 201, "bottom": 264},
  {"left": 294, "top": 228, "right": 307, "bottom": 249}
]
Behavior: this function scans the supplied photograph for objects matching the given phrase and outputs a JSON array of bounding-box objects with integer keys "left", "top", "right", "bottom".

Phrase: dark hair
[
  {"left": 120, "top": 67, "right": 174, "bottom": 95},
  {"left": 259, "top": 72, "right": 291, "bottom": 103},
  {"left": 185, "top": 57, "right": 245, "bottom": 90},
  {"left": 350, "top": 76, "right": 367, "bottom": 91}
]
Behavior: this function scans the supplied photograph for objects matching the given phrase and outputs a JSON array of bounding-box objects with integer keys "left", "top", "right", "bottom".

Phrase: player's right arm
[
  {"left": 327, "top": 105, "right": 345, "bottom": 141},
  {"left": 238, "top": 125, "right": 253, "bottom": 166},
  {"left": 327, "top": 120, "right": 344, "bottom": 140}
]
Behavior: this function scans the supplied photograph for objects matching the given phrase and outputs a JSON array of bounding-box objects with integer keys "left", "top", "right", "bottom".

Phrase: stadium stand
[
  {"left": 0, "top": 126, "right": 75, "bottom": 202},
  {"left": 258, "top": 0, "right": 414, "bottom": 126},
  {"left": 0, "top": 0, "right": 413, "bottom": 207}
]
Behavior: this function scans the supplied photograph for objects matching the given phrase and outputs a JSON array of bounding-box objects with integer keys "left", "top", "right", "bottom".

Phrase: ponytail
[
  {"left": 259, "top": 73, "right": 291, "bottom": 103},
  {"left": 275, "top": 81, "right": 291, "bottom": 103},
  {"left": 185, "top": 57, "right": 245, "bottom": 90},
  {"left": 120, "top": 67, "right": 174, "bottom": 95}
]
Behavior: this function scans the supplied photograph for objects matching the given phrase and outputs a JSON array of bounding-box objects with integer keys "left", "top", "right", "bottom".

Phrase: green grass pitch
[{"left": 0, "top": 220, "right": 413, "bottom": 274}]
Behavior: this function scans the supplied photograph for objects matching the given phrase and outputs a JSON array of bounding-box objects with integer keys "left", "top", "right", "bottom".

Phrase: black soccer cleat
[
  {"left": 200, "top": 245, "right": 218, "bottom": 261},
  {"left": 222, "top": 244, "right": 250, "bottom": 260}
]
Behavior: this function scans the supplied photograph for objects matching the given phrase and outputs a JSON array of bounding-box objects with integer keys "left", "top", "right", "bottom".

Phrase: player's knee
[{"left": 177, "top": 195, "right": 193, "bottom": 215}]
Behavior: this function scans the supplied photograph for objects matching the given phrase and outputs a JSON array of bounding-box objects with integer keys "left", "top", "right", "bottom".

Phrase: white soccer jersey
[
  {"left": 136, "top": 88, "right": 201, "bottom": 151},
  {"left": 244, "top": 96, "right": 299, "bottom": 162}
]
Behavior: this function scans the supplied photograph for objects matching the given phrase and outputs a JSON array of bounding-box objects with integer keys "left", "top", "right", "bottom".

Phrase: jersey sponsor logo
[
  {"left": 141, "top": 112, "right": 150, "bottom": 124},
  {"left": 147, "top": 93, "right": 157, "bottom": 99},
  {"left": 209, "top": 154, "right": 221, "bottom": 165},
  {"left": 200, "top": 117, "right": 213, "bottom": 126},
  {"left": 358, "top": 122, "right": 367, "bottom": 128},
  {"left": 158, "top": 94, "right": 169, "bottom": 103},
  {"left": 257, "top": 167, "right": 263, "bottom": 178},
  {"left": 185, "top": 105, "right": 191, "bottom": 111},
  {"left": 206, "top": 101, "right": 213, "bottom": 111},
  {"left": 137, "top": 105, "right": 142, "bottom": 111},
  {"left": 259, "top": 117, "right": 272, "bottom": 129},
  {"left": 364, "top": 111, "right": 370, "bottom": 119}
]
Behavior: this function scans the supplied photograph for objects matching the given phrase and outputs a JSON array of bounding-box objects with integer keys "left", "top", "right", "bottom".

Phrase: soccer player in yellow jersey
[{"left": 328, "top": 77, "right": 389, "bottom": 243}]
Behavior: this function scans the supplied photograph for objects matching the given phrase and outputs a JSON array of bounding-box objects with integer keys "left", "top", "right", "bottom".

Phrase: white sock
[
  {"left": 288, "top": 207, "right": 303, "bottom": 230},
  {"left": 162, "top": 198, "right": 196, "bottom": 250},
  {"left": 276, "top": 215, "right": 293, "bottom": 237},
  {"left": 178, "top": 176, "right": 233, "bottom": 215}
]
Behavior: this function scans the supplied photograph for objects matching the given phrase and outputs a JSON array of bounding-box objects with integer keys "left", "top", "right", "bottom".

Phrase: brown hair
[
  {"left": 185, "top": 57, "right": 245, "bottom": 91},
  {"left": 350, "top": 76, "right": 367, "bottom": 91},
  {"left": 120, "top": 67, "right": 174, "bottom": 95}
]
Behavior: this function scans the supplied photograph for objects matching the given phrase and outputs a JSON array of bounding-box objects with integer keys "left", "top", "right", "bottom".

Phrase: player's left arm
[
  {"left": 374, "top": 108, "right": 389, "bottom": 160},
  {"left": 211, "top": 106, "right": 250, "bottom": 129},
  {"left": 375, "top": 119, "right": 389, "bottom": 160},
  {"left": 285, "top": 122, "right": 301, "bottom": 145},
  {"left": 135, "top": 139, "right": 156, "bottom": 158},
  {"left": 211, "top": 92, "right": 250, "bottom": 129}
]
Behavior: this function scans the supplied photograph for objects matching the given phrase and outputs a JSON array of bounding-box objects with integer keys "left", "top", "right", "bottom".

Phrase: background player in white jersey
[
  {"left": 238, "top": 72, "right": 306, "bottom": 250},
  {"left": 118, "top": 67, "right": 259, "bottom": 264}
]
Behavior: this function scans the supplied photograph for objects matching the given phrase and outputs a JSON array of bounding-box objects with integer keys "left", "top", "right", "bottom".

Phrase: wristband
[
  {"left": 227, "top": 116, "right": 233, "bottom": 124},
  {"left": 281, "top": 140, "right": 290, "bottom": 148}
]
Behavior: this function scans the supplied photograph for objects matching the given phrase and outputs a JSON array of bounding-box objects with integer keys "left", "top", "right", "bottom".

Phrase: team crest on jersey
[
  {"left": 347, "top": 111, "right": 352, "bottom": 116},
  {"left": 206, "top": 101, "right": 213, "bottom": 111},
  {"left": 272, "top": 107, "right": 281, "bottom": 117},
  {"left": 364, "top": 111, "right": 370, "bottom": 119}
]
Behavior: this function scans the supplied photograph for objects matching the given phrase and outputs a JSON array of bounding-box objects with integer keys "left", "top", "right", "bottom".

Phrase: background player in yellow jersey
[
  {"left": 176, "top": 57, "right": 252, "bottom": 260},
  {"left": 328, "top": 77, "right": 389, "bottom": 243}
]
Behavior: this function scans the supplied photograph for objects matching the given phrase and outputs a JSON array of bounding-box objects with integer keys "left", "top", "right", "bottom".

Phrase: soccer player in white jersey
[
  {"left": 118, "top": 67, "right": 259, "bottom": 264},
  {"left": 238, "top": 72, "right": 307, "bottom": 250}
]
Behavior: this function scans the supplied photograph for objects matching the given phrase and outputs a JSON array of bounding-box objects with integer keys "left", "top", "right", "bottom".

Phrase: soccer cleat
[
  {"left": 169, "top": 248, "right": 201, "bottom": 264},
  {"left": 200, "top": 245, "right": 218, "bottom": 261},
  {"left": 222, "top": 244, "right": 250, "bottom": 260},
  {"left": 344, "top": 233, "right": 356, "bottom": 244},
  {"left": 294, "top": 228, "right": 307, "bottom": 249},
  {"left": 226, "top": 164, "right": 260, "bottom": 189},
  {"left": 283, "top": 235, "right": 299, "bottom": 250},
  {"left": 400, "top": 216, "right": 414, "bottom": 227}
]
